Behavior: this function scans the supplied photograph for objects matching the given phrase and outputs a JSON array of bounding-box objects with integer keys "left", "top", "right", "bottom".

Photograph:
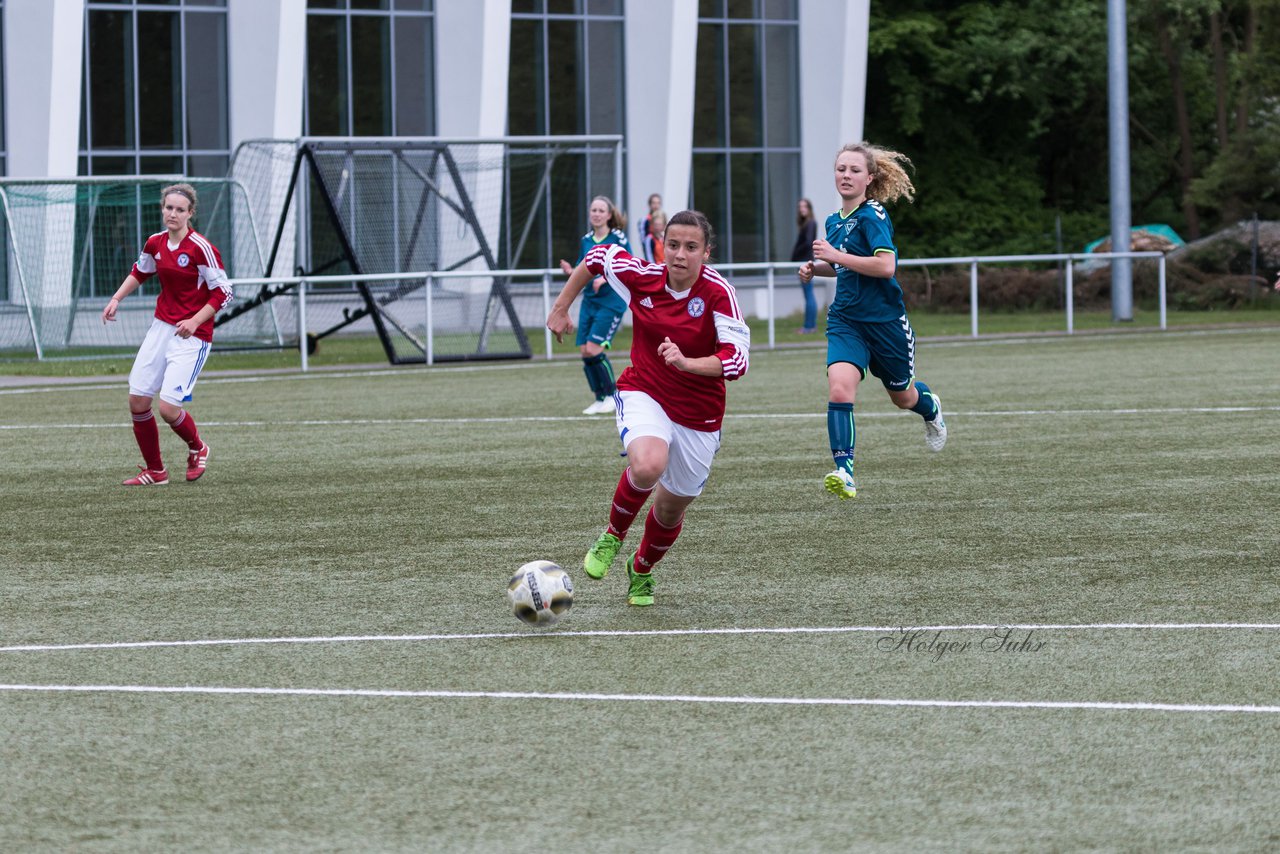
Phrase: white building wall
[
  {"left": 622, "top": 0, "right": 698, "bottom": 242},
  {"left": 799, "top": 0, "right": 869, "bottom": 221}
]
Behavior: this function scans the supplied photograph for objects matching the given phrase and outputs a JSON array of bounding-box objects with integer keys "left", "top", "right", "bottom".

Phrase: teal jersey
[
  {"left": 826, "top": 199, "right": 905, "bottom": 322},
  {"left": 578, "top": 228, "right": 632, "bottom": 314}
]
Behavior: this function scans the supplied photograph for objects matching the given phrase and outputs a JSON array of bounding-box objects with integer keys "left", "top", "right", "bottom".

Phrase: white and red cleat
[
  {"left": 123, "top": 466, "right": 169, "bottom": 486},
  {"left": 186, "top": 442, "right": 210, "bottom": 482}
]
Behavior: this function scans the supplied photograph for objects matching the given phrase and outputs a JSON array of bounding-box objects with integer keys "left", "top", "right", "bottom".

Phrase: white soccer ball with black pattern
[{"left": 507, "top": 560, "right": 574, "bottom": 626}]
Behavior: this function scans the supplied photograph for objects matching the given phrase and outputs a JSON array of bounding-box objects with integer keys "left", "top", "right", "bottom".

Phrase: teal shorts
[
  {"left": 825, "top": 313, "right": 917, "bottom": 391},
  {"left": 576, "top": 296, "right": 625, "bottom": 347}
]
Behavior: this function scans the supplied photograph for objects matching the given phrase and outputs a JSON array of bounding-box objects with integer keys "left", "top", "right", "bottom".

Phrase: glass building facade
[
  {"left": 692, "top": 0, "right": 800, "bottom": 263},
  {"left": 79, "top": 0, "right": 230, "bottom": 177},
  {"left": 508, "top": 0, "right": 625, "bottom": 269},
  {"left": 303, "top": 0, "right": 436, "bottom": 137}
]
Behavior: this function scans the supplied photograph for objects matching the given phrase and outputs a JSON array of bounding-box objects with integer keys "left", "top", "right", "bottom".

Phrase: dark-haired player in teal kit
[
  {"left": 799, "top": 142, "right": 946, "bottom": 500},
  {"left": 559, "top": 195, "right": 631, "bottom": 415}
]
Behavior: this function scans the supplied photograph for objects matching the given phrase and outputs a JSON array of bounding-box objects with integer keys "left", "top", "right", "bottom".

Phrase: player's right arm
[
  {"left": 102, "top": 238, "right": 157, "bottom": 324},
  {"left": 547, "top": 261, "right": 594, "bottom": 342},
  {"left": 102, "top": 275, "right": 144, "bottom": 323}
]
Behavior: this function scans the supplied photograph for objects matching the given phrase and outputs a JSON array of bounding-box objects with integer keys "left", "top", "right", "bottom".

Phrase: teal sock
[
  {"left": 582, "top": 356, "right": 603, "bottom": 399},
  {"left": 827, "top": 401, "right": 855, "bottom": 474},
  {"left": 584, "top": 353, "right": 616, "bottom": 400},
  {"left": 911, "top": 381, "right": 939, "bottom": 421}
]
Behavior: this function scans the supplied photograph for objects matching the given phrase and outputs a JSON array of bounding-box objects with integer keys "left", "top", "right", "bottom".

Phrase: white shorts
[
  {"left": 614, "top": 390, "right": 721, "bottom": 497},
  {"left": 128, "top": 318, "right": 212, "bottom": 405}
]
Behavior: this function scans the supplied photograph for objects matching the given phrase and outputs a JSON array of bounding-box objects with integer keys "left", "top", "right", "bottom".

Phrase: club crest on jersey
[
  {"left": 687, "top": 297, "right": 706, "bottom": 318},
  {"left": 176, "top": 253, "right": 191, "bottom": 267}
]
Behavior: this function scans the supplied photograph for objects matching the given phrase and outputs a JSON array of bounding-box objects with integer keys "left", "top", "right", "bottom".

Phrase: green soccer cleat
[
  {"left": 824, "top": 468, "right": 857, "bottom": 500},
  {"left": 626, "top": 554, "right": 654, "bottom": 607},
  {"left": 583, "top": 531, "right": 622, "bottom": 579}
]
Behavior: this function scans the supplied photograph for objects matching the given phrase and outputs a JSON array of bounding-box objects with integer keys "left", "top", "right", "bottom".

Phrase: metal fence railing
[{"left": 221, "top": 250, "right": 1168, "bottom": 371}]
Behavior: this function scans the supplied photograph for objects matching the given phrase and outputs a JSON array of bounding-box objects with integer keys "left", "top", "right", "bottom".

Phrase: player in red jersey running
[
  {"left": 101, "top": 183, "right": 232, "bottom": 486},
  {"left": 547, "top": 210, "right": 750, "bottom": 607}
]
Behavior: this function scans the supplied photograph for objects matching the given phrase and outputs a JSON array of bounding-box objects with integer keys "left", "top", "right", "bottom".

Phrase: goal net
[
  {"left": 0, "top": 177, "right": 267, "bottom": 357},
  {"left": 226, "top": 135, "right": 624, "bottom": 363}
]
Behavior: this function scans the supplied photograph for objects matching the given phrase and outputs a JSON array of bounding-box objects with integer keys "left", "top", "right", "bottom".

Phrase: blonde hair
[
  {"left": 650, "top": 209, "right": 667, "bottom": 234},
  {"left": 591, "top": 195, "right": 627, "bottom": 231},
  {"left": 161, "top": 182, "right": 198, "bottom": 213},
  {"left": 836, "top": 143, "right": 915, "bottom": 205}
]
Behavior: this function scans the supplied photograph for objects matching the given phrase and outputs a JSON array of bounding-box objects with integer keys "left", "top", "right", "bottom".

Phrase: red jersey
[
  {"left": 129, "top": 229, "right": 233, "bottom": 343},
  {"left": 585, "top": 244, "right": 750, "bottom": 431}
]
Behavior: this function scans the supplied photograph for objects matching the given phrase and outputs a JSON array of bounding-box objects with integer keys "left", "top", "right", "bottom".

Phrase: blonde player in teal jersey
[{"left": 799, "top": 142, "right": 947, "bottom": 500}]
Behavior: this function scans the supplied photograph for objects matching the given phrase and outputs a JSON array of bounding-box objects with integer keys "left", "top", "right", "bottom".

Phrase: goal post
[
  {"left": 225, "top": 135, "right": 625, "bottom": 364},
  {"left": 0, "top": 176, "right": 267, "bottom": 357}
]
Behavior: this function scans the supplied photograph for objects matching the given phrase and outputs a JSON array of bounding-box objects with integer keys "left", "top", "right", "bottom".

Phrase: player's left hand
[
  {"left": 658, "top": 336, "right": 686, "bottom": 371},
  {"left": 174, "top": 318, "right": 200, "bottom": 339}
]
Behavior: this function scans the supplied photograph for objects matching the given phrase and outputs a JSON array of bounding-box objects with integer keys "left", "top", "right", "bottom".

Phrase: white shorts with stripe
[
  {"left": 128, "top": 318, "right": 211, "bottom": 405},
  {"left": 614, "top": 390, "right": 721, "bottom": 497}
]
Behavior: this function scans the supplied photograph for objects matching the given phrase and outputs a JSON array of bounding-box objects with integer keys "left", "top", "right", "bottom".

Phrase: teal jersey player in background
[
  {"left": 799, "top": 142, "right": 947, "bottom": 501},
  {"left": 559, "top": 195, "right": 632, "bottom": 415}
]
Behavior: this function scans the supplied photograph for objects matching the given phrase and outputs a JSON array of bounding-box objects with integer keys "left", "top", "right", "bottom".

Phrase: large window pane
[
  {"left": 694, "top": 23, "right": 725, "bottom": 147},
  {"left": 692, "top": 152, "right": 726, "bottom": 246},
  {"left": 306, "top": 15, "right": 348, "bottom": 135},
  {"left": 585, "top": 20, "right": 622, "bottom": 133},
  {"left": 350, "top": 16, "right": 391, "bottom": 135},
  {"left": 726, "top": 24, "right": 761, "bottom": 148},
  {"left": 393, "top": 15, "right": 433, "bottom": 135},
  {"left": 763, "top": 24, "right": 797, "bottom": 147},
  {"left": 546, "top": 19, "right": 581, "bottom": 135},
  {"left": 88, "top": 10, "right": 135, "bottom": 148},
  {"left": 507, "top": 19, "right": 542, "bottom": 134},
  {"left": 766, "top": 151, "right": 800, "bottom": 260},
  {"left": 136, "top": 12, "right": 181, "bottom": 149},
  {"left": 184, "top": 12, "right": 228, "bottom": 149},
  {"left": 730, "top": 152, "right": 763, "bottom": 261}
]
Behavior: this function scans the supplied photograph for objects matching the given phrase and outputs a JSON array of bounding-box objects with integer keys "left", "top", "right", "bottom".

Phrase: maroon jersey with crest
[
  {"left": 584, "top": 244, "right": 750, "bottom": 431},
  {"left": 129, "top": 229, "right": 233, "bottom": 343}
]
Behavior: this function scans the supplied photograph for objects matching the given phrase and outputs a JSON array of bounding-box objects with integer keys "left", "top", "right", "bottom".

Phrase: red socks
[
  {"left": 606, "top": 467, "right": 654, "bottom": 539},
  {"left": 169, "top": 410, "right": 202, "bottom": 450},
  {"left": 634, "top": 507, "right": 683, "bottom": 573},
  {"left": 131, "top": 411, "right": 164, "bottom": 471},
  {"left": 132, "top": 409, "right": 202, "bottom": 471}
]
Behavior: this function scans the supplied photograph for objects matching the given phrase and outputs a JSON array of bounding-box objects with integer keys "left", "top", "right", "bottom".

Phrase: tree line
[{"left": 864, "top": 0, "right": 1280, "bottom": 258}]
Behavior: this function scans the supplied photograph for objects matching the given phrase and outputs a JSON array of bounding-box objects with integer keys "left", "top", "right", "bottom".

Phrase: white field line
[
  {"left": 2, "top": 622, "right": 1277, "bottom": 654},
  {"left": 3, "top": 405, "right": 1279, "bottom": 432},
  {"left": 0, "top": 682, "right": 1275, "bottom": 715}
]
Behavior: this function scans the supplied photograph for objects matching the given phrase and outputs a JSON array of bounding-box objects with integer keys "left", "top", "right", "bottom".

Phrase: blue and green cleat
[
  {"left": 626, "top": 554, "right": 654, "bottom": 607},
  {"left": 583, "top": 531, "right": 622, "bottom": 579}
]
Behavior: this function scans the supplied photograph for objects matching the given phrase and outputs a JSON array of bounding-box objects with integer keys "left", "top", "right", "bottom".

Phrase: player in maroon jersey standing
[
  {"left": 547, "top": 210, "right": 750, "bottom": 607},
  {"left": 101, "top": 183, "right": 232, "bottom": 486}
]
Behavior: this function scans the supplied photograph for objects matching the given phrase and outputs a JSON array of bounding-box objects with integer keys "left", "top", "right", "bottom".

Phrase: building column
[
  {"left": 4, "top": 0, "right": 84, "bottom": 178},
  {"left": 434, "top": 0, "right": 511, "bottom": 137},
  {"left": 623, "top": 0, "right": 697, "bottom": 242},
  {"left": 798, "top": 0, "right": 868, "bottom": 218},
  {"left": 227, "top": 0, "right": 307, "bottom": 147}
]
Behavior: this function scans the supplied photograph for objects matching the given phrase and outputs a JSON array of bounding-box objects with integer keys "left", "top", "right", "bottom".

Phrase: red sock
[
  {"left": 169, "top": 410, "right": 202, "bottom": 450},
  {"left": 634, "top": 507, "right": 683, "bottom": 573},
  {"left": 605, "top": 467, "right": 654, "bottom": 539},
  {"left": 131, "top": 411, "right": 164, "bottom": 471}
]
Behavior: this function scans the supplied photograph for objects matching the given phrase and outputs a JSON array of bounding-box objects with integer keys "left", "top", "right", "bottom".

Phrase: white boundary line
[
  {"left": 3, "top": 622, "right": 1277, "bottom": 653},
  {"left": 0, "top": 683, "right": 1275, "bottom": 715},
  {"left": 4, "top": 405, "right": 1279, "bottom": 431}
]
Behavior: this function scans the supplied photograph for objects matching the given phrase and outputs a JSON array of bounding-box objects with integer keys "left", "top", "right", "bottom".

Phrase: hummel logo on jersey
[{"left": 639, "top": 297, "right": 654, "bottom": 308}]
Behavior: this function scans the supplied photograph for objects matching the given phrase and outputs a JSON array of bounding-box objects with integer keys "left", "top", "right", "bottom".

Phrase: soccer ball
[{"left": 507, "top": 560, "right": 574, "bottom": 626}]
